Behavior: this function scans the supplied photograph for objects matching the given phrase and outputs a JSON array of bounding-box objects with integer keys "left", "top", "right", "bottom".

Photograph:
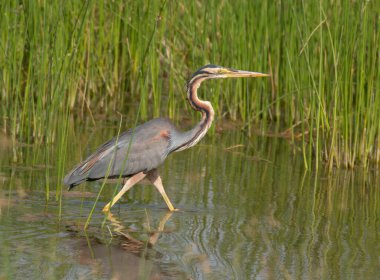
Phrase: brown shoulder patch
[
  {"left": 159, "top": 130, "right": 170, "bottom": 139},
  {"left": 147, "top": 130, "right": 171, "bottom": 144}
]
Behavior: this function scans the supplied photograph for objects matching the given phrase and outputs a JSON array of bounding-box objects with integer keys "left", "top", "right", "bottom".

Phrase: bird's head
[{"left": 190, "top": 64, "right": 270, "bottom": 81}]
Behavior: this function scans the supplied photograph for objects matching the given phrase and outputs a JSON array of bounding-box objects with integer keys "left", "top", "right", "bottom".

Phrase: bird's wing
[
  {"left": 63, "top": 119, "right": 173, "bottom": 186},
  {"left": 88, "top": 127, "right": 171, "bottom": 179}
]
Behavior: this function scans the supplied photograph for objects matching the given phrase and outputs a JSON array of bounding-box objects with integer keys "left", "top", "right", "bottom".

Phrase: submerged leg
[
  {"left": 102, "top": 172, "right": 146, "bottom": 212},
  {"left": 147, "top": 169, "right": 178, "bottom": 212}
]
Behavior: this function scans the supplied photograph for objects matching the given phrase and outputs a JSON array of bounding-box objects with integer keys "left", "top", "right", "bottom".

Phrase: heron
[{"left": 63, "top": 65, "right": 269, "bottom": 212}]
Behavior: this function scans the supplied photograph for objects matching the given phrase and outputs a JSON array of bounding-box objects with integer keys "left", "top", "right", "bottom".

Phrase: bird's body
[
  {"left": 64, "top": 65, "right": 269, "bottom": 212},
  {"left": 64, "top": 118, "right": 174, "bottom": 187},
  {"left": 64, "top": 117, "right": 205, "bottom": 186}
]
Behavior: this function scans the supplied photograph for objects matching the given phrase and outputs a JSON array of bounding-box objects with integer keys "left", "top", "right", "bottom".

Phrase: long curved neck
[{"left": 171, "top": 76, "right": 214, "bottom": 152}]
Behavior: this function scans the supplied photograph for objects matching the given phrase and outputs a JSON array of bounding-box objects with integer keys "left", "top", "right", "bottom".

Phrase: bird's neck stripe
[
  {"left": 173, "top": 118, "right": 212, "bottom": 152},
  {"left": 173, "top": 76, "right": 215, "bottom": 152},
  {"left": 187, "top": 76, "right": 208, "bottom": 112}
]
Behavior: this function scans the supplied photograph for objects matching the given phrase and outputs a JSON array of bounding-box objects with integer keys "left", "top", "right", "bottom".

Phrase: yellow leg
[
  {"left": 147, "top": 169, "right": 178, "bottom": 212},
  {"left": 148, "top": 212, "right": 174, "bottom": 246},
  {"left": 102, "top": 172, "right": 146, "bottom": 212}
]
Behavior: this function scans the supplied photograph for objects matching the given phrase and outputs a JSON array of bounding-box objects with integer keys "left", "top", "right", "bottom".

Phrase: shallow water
[{"left": 0, "top": 123, "right": 379, "bottom": 279}]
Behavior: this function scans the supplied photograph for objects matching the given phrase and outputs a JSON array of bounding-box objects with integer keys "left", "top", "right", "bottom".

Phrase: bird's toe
[{"left": 102, "top": 204, "right": 111, "bottom": 212}]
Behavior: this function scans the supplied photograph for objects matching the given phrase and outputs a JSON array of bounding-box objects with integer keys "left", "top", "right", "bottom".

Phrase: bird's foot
[{"left": 102, "top": 203, "right": 111, "bottom": 213}]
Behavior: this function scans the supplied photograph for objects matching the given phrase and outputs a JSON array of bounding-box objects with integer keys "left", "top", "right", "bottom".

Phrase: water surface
[{"left": 0, "top": 123, "right": 379, "bottom": 279}]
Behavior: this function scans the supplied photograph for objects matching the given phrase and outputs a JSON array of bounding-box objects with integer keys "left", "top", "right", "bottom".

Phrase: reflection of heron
[
  {"left": 63, "top": 65, "right": 269, "bottom": 212},
  {"left": 67, "top": 212, "right": 175, "bottom": 278},
  {"left": 105, "top": 212, "right": 173, "bottom": 248}
]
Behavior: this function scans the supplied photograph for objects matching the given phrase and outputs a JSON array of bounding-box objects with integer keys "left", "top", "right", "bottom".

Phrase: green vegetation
[{"left": 1, "top": 0, "right": 379, "bottom": 169}]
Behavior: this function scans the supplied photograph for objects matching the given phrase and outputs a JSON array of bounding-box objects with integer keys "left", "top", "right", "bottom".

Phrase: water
[{"left": 0, "top": 124, "right": 379, "bottom": 279}]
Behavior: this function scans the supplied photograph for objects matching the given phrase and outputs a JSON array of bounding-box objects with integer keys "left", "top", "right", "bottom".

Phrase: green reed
[{"left": 1, "top": 0, "right": 379, "bottom": 172}]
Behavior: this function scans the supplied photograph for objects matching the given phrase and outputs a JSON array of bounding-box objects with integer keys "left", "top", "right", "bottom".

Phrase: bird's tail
[{"left": 63, "top": 170, "right": 87, "bottom": 190}]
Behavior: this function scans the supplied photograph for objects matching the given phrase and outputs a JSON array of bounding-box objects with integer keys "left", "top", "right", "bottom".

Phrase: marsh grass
[{"left": 1, "top": 0, "right": 379, "bottom": 177}]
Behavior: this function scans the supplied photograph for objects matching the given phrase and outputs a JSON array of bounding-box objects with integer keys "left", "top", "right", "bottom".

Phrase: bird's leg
[
  {"left": 147, "top": 169, "right": 178, "bottom": 212},
  {"left": 102, "top": 172, "right": 146, "bottom": 212},
  {"left": 148, "top": 212, "right": 173, "bottom": 246}
]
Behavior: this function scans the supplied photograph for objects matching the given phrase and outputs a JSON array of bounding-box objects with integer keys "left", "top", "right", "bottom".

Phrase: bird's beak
[{"left": 224, "top": 69, "right": 270, "bottom": 78}]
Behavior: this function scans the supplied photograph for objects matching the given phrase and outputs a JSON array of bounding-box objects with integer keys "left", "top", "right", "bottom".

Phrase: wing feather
[{"left": 63, "top": 118, "right": 174, "bottom": 187}]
